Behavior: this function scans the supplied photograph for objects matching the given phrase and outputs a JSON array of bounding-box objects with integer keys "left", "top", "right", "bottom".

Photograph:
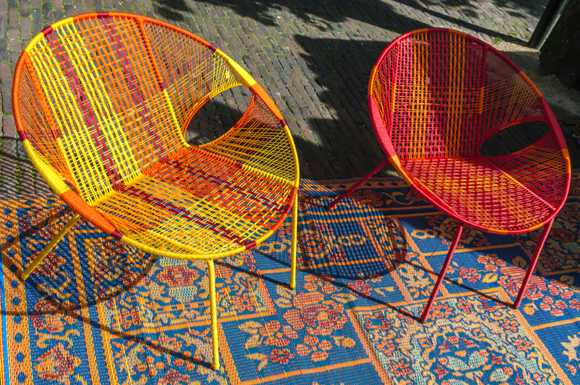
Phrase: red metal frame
[
  {"left": 513, "top": 218, "right": 554, "bottom": 308},
  {"left": 420, "top": 224, "right": 463, "bottom": 322},
  {"left": 327, "top": 159, "right": 388, "bottom": 209}
]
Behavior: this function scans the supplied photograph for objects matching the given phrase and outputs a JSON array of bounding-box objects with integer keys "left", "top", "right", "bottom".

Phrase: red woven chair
[{"left": 329, "top": 29, "right": 571, "bottom": 322}]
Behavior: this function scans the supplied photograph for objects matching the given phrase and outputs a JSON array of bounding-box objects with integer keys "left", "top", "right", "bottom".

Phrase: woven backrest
[
  {"left": 369, "top": 29, "right": 544, "bottom": 160},
  {"left": 14, "top": 14, "right": 240, "bottom": 204}
]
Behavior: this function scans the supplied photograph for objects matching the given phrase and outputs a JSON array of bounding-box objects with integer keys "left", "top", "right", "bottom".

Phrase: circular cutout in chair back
[
  {"left": 480, "top": 121, "right": 549, "bottom": 156},
  {"left": 186, "top": 86, "right": 252, "bottom": 145}
]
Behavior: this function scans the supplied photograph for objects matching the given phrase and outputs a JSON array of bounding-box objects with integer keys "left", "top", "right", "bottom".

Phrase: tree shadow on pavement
[{"left": 189, "top": 0, "right": 528, "bottom": 43}]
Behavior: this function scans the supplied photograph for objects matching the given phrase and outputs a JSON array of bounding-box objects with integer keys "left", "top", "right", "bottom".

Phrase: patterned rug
[{"left": 0, "top": 165, "right": 578, "bottom": 384}]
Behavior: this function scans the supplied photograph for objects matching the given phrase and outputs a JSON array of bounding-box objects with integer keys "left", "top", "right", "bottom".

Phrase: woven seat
[
  {"left": 330, "top": 28, "right": 571, "bottom": 322},
  {"left": 12, "top": 12, "right": 300, "bottom": 369},
  {"left": 402, "top": 149, "right": 566, "bottom": 233},
  {"left": 96, "top": 145, "right": 295, "bottom": 257}
]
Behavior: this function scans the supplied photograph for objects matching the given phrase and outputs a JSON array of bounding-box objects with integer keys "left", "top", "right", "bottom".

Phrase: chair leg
[
  {"left": 207, "top": 260, "right": 220, "bottom": 370},
  {"left": 327, "top": 159, "right": 388, "bottom": 210},
  {"left": 290, "top": 192, "right": 298, "bottom": 290},
  {"left": 420, "top": 225, "right": 463, "bottom": 323},
  {"left": 513, "top": 219, "right": 554, "bottom": 309},
  {"left": 22, "top": 214, "right": 80, "bottom": 280}
]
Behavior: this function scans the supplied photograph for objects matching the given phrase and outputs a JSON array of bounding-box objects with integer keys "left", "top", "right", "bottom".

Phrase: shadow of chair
[
  {"left": 0, "top": 138, "right": 210, "bottom": 365},
  {"left": 0, "top": 137, "right": 157, "bottom": 314}
]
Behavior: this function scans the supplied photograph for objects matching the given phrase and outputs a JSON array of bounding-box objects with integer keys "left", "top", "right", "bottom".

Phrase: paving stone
[
  {"left": 19, "top": 15, "right": 34, "bottom": 43},
  {"left": 0, "top": 14, "right": 6, "bottom": 56},
  {"left": 0, "top": 61, "right": 12, "bottom": 115},
  {"left": 2, "top": 114, "right": 16, "bottom": 138},
  {"left": 5, "top": 28, "right": 20, "bottom": 52}
]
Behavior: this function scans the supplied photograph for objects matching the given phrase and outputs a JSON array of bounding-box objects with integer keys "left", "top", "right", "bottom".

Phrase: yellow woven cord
[
  {"left": 27, "top": 36, "right": 113, "bottom": 204},
  {"left": 214, "top": 49, "right": 257, "bottom": 88},
  {"left": 98, "top": 192, "right": 243, "bottom": 256},
  {"left": 94, "top": 144, "right": 295, "bottom": 258},
  {"left": 98, "top": 176, "right": 253, "bottom": 253},
  {"left": 162, "top": 89, "right": 188, "bottom": 147},
  {"left": 198, "top": 50, "right": 297, "bottom": 187},
  {"left": 202, "top": 97, "right": 297, "bottom": 186},
  {"left": 142, "top": 22, "right": 240, "bottom": 130},
  {"left": 411, "top": 32, "right": 429, "bottom": 159},
  {"left": 57, "top": 22, "right": 141, "bottom": 182},
  {"left": 18, "top": 57, "right": 71, "bottom": 177},
  {"left": 446, "top": 31, "right": 465, "bottom": 157},
  {"left": 208, "top": 51, "right": 242, "bottom": 98},
  {"left": 100, "top": 16, "right": 186, "bottom": 168}
]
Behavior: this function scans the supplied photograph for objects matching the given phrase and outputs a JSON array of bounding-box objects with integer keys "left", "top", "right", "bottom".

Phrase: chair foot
[
  {"left": 207, "top": 260, "right": 220, "bottom": 370},
  {"left": 327, "top": 159, "right": 388, "bottom": 210},
  {"left": 22, "top": 214, "right": 80, "bottom": 280},
  {"left": 513, "top": 219, "right": 554, "bottom": 309},
  {"left": 419, "top": 225, "right": 463, "bottom": 323},
  {"left": 290, "top": 192, "right": 298, "bottom": 290}
]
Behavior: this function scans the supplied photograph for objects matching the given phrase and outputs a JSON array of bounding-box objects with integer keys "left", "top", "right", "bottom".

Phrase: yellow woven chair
[{"left": 12, "top": 12, "right": 300, "bottom": 370}]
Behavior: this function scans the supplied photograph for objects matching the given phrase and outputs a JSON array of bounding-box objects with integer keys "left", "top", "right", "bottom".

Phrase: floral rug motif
[
  {"left": 0, "top": 173, "right": 578, "bottom": 384},
  {"left": 351, "top": 291, "right": 567, "bottom": 384}
]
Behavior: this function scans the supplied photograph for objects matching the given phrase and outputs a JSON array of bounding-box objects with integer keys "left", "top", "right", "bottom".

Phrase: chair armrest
[
  {"left": 22, "top": 140, "right": 70, "bottom": 196},
  {"left": 200, "top": 91, "right": 299, "bottom": 187},
  {"left": 488, "top": 132, "right": 571, "bottom": 210}
]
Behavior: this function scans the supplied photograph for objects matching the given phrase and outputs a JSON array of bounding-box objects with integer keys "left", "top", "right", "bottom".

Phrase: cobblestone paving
[{"left": 2, "top": 0, "right": 578, "bottom": 179}]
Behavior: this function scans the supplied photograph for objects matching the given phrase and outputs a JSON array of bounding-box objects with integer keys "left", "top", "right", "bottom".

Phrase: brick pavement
[{"left": 2, "top": 0, "right": 578, "bottom": 179}]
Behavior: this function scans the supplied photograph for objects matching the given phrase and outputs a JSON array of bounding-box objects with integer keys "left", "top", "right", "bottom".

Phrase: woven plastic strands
[
  {"left": 22, "top": 16, "right": 234, "bottom": 204},
  {"left": 372, "top": 29, "right": 545, "bottom": 160},
  {"left": 15, "top": 13, "right": 298, "bottom": 258},
  {"left": 369, "top": 29, "right": 570, "bottom": 234},
  {"left": 16, "top": 59, "right": 72, "bottom": 181},
  {"left": 203, "top": 96, "right": 296, "bottom": 183},
  {"left": 143, "top": 22, "right": 240, "bottom": 131},
  {"left": 93, "top": 92, "right": 297, "bottom": 256}
]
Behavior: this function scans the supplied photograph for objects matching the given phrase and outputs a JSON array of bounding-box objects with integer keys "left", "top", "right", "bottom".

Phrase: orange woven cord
[
  {"left": 488, "top": 134, "right": 569, "bottom": 209},
  {"left": 95, "top": 146, "right": 295, "bottom": 256},
  {"left": 94, "top": 93, "right": 297, "bottom": 257},
  {"left": 13, "top": 13, "right": 299, "bottom": 259},
  {"left": 403, "top": 158, "right": 555, "bottom": 232},
  {"left": 369, "top": 29, "right": 570, "bottom": 234},
  {"left": 15, "top": 55, "right": 72, "bottom": 181}
]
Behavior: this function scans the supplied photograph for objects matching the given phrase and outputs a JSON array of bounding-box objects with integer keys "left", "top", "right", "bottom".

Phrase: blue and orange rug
[{"left": 0, "top": 170, "right": 578, "bottom": 384}]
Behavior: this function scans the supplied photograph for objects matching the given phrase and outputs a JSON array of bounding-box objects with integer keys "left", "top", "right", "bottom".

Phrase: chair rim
[
  {"left": 367, "top": 28, "right": 572, "bottom": 235},
  {"left": 12, "top": 11, "right": 300, "bottom": 259}
]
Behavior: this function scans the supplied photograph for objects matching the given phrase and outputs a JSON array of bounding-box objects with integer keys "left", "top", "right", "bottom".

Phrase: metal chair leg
[
  {"left": 22, "top": 214, "right": 80, "bottom": 280},
  {"left": 513, "top": 219, "right": 554, "bottom": 309},
  {"left": 290, "top": 192, "right": 298, "bottom": 290},
  {"left": 207, "top": 260, "right": 220, "bottom": 370},
  {"left": 420, "top": 225, "right": 463, "bottom": 323},
  {"left": 327, "top": 159, "right": 388, "bottom": 210}
]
